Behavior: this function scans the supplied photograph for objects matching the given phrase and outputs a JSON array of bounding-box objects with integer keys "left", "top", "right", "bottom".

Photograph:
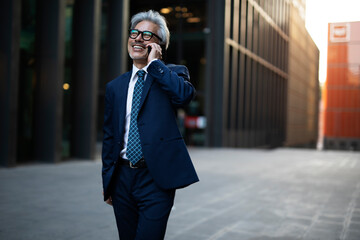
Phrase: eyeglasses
[{"left": 129, "top": 29, "right": 163, "bottom": 42}]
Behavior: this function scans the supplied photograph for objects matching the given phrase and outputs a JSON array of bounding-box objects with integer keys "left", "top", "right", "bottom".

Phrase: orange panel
[
  {"left": 324, "top": 111, "right": 334, "bottom": 137},
  {"left": 356, "top": 91, "right": 360, "bottom": 108},
  {"left": 324, "top": 22, "right": 360, "bottom": 140},
  {"left": 327, "top": 45, "right": 348, "bottom": 64},
  {"left": 340, "top": 112, "right": 360, "bottom": 137},
  {"left": 326, "top": 68, "right": 335, "bottom": 85}
]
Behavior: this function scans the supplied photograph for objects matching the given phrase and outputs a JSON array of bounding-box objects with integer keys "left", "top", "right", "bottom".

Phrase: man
[{"left": 102, "top": 10, "right": 199, "bottom": 240}]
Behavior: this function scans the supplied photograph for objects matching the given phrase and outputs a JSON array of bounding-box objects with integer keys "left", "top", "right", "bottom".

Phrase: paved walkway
[{"left": 0, "top": 148, "right": 360, "bottom": 240}]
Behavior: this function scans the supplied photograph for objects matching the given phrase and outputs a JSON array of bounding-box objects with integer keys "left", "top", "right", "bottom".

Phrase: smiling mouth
[{"left": 132, "top": 44, "right": 146, "bottom": 50}]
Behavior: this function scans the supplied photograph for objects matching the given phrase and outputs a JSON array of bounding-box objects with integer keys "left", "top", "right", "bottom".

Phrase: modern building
[
  {"left": 285, "top": 1, "right": 319, "bottom": 147},
  {"left": 323, "top": 21, "right": 360, "bottom": 151},
  {"left": 206, "top": 0, "right": 319, "bottom": 148},
  {"left": 206, "top": 0, "right": 290, "bottom": 148},
  {"left": 0, "top": 0, "right": 320, "bottom": 166}
]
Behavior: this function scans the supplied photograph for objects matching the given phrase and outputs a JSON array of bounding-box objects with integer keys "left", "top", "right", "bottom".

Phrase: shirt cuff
[{"left": 147, "top": 59, "right": 159, "bottom": 67}]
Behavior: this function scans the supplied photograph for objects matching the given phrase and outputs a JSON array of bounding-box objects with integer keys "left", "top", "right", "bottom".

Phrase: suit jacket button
[{"left": 158, "top": 68, "right": 164, "bottom": 74}]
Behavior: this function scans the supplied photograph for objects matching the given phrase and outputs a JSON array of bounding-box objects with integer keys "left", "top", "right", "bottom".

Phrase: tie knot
[{"left": 137, "top": 70, "right": 146, "bottom": 79}]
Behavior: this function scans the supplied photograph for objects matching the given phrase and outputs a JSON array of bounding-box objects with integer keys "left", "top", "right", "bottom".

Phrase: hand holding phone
[{"left": 146, "top": 43, "right": 165, "bottom": 63}]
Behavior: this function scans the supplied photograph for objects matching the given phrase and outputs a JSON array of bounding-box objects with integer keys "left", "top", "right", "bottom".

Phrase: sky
[{"left": 305, "top": 0, "right": 360, "bottom": 84}]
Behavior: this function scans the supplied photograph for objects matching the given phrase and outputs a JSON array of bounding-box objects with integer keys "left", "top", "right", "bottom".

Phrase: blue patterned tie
[{"left": 127, "top": 70, "right": 146, "bottom": 164}]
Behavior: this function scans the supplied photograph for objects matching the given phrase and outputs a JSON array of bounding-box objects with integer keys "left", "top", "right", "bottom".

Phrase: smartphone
[{"left": 161, "top": 45, "right": 167, "bottom": 62}]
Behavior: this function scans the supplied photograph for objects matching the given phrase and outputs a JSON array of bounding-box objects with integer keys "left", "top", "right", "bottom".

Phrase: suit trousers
[{"left": 111, "top": 164, "right": 175, "bottom": 240}]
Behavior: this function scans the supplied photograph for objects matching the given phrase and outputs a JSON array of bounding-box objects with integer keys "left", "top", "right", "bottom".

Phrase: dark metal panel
[
  {"left": 222, "top": 0, "right": 231, "bottom": 146},
  {"left": 243, "top": 1, "right": 253, "bottom": 147},
  {"left": 0, "top": 0, "right": 21, "bottom": 166},
  {"left": 256, "top": 8, "right": 265, "bottom": 146},
  {"left": 275, "top": 75, "right": 281, "bottom": 144},
  {"left": 107, "top": 0, "right": 129, "bottom": 81},
  {"left": 249, "top": 60, "right": 258, "bottom": 147},
  {"left": 255, "top": 63, "right": 264, "bottom": 146},
  {"left": 253, "top": 6, "right": 259, "bottom": 55},
  {"left": 280, "top": 76, "right": 287, "bottom": 143},
  {"left": 250, "top": 7, "right": 259, "bottom": 146},
  {"left": 269, "top": 71, "right": 275, "bottom": 146},
  {"left": 264, "top": 15, "right": 269, "bottom": 62},
  {"left": 226, "top": 45, "right": 233, "bottom": 135},
  {"left": 71, "top": 0, "right": 101, "bottom": 159},
  {"left": 260, "top": 66, "right": 268, "bottom": 146},
  {"left": 207, "top": 0, "right": 290, "bottom": 148},
  {"left": 258, "top": 6, "right": 264, "bottom": 62},
  {"left": 240, "top": 0, "right": 247, "bottom": 46},
  {"left": 235, "top": 0, "right": 247, "bottom": 146},
  {"left": 237, "top": 52, "right": 246, "bottom": 146},
  {"left": 234, "top": 1, "right": 243, "bottom": 136},
  {"left": 265, "top": 71, "right": 271, "bottom": 146},
  {"left": 229, "top": 0, "right": 240, "bottom": 146},
  {"left": 204, "top": 0, "right": 226, "bottom": 147},
  {"left": 33, "top": 0, "right": 66, "bottom": 162},
  {"left": 243, "top": 56, "right": 251, "bottom": 147}
]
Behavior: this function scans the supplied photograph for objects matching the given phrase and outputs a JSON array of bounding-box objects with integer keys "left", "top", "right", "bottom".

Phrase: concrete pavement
[{"left": 0, "top": 148, "right": 360, "bottom": 240}]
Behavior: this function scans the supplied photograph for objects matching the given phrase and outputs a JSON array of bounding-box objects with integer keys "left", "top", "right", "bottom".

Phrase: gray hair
[{"left": 130, "top": 10, "right": 170, "bottom": 49}]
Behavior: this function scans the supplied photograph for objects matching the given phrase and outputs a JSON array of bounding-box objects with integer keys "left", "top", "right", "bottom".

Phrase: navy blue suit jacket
[{"left": 102, "top": 60, "right": 199, "bottom": 201}]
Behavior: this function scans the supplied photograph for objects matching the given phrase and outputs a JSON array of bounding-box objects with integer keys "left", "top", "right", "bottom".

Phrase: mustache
[{"left": 131, "top": 43, "right": 146, "bottom": 48}]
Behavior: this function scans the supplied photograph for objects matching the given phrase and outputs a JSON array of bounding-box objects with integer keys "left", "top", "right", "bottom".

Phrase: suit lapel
[
  {"left": 139, "top": 73, "right": 154, "bottom": 110},
  {"left": 116, "top": 71, "right": 131, "bottom": 138}
]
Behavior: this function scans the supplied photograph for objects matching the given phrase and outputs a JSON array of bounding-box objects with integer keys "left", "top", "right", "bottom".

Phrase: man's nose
[{"left": 135, "top": 33, "right": 143, "bottom": 41}]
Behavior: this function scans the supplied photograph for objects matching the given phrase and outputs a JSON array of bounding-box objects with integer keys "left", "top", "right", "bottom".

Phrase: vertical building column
[
  {"left": 107, "top": 0, "right": 129, "bottom": 80},
  {"left": 0, "top": 0, "right": 21, "bottom": 166},
  {"left": 204, "top": 0, "right": 225, "bottom": 147},
  {"left": 33, "top": 0, "right": 65, "bottom": 163},
  {"left": 72, "top": 0, "right": 101, "bottom": 159}
]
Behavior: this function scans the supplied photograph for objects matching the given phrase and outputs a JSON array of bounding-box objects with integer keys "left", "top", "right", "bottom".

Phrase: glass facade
[
  {"left": 63, "top": 1, "right": 75, "bottom": 158},
  {"left": 17, "top": 0, "right": 74, "bottom": 161},
  {"left": 129, "top": 0, "right": 208, "bottom": 145},
  {"left": 18, "top": 0, "right": 37, "bottom": 162}
]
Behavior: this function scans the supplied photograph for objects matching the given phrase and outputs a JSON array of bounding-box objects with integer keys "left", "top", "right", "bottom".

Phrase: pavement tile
[
  {"left": 318, "top": 215, "right": 344, "bottom": 223},
  {"left": 351, "top": 216, "right": 360, "bottom": 222},
  {"left": 345, "top": 230, "right": 360, "bottom": 240},
  {"left": 349, "top": 222, "right": 360, "bottom": 231},
  {"left": 214, "top": 230, "right": 255, "bottom": 240},
  {"left": 303, "top": 228, "right": 341, "bottom": 240}
]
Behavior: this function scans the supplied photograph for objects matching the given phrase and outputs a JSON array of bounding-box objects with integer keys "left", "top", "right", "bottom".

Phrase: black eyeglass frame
[{"left": 129, "top": 29, "right": 163, "bottom": 42}]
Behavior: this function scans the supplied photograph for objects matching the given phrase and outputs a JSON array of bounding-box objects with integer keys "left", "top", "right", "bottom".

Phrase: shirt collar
[{"left": 131, "top": 63, "right": 150, "bottom": 81}]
